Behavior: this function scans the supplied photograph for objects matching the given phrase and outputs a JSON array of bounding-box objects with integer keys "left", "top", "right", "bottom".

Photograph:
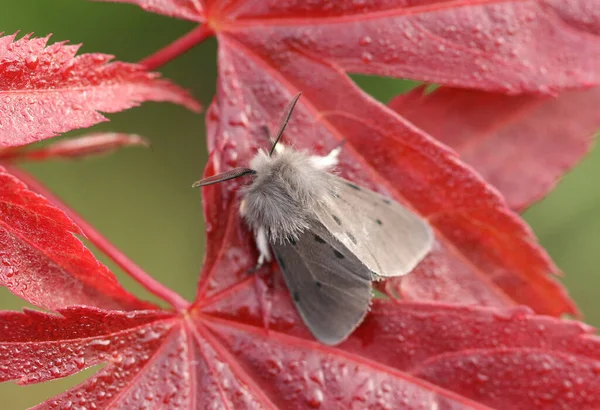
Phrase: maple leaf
[
  {"left": 2, "top": 0, "right": 600, "bottom": 408},
  {"left": 2, "top": 154, "right": 598, "bottom": 409},
  {"left": 191, "top": 0, "right": 600, "bottom": 317},
  {"left": 388, "top": 85, "right": 600, "bottom": 211},
  {"left": 2, "top": 285, "right": 600, "bottom": 408},
  {"left": 0, "top": 167, "right": 154, "bottom": 311},
  {"left": 0, "top": 33, "right": 200, "bottom": 148},
  {"left": 0, "top": 133, "right": 149, "bottom": 161}
]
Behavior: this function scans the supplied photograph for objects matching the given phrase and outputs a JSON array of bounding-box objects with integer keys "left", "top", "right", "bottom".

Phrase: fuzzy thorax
[{"left": 240, "top": 146, "right": 336, "bottom": 243}]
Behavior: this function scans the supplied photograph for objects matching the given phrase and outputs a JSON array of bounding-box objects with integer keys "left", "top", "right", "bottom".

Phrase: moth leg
[
  {"left": 255, "top": 225, "right": 272, "bottom": 267},
  {"left": 241, "top": 202, "right": 272, "bottom": 334},
  {"left": 240, "top": 200, "right": 271, "bottom": 272},
  {"left": 310, "top": 146, "right": 342, "bottom": 170}
]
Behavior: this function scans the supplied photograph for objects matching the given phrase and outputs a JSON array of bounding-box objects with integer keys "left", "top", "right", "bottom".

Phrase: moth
[{"left": 194, "top": 93, "right": 433, "bottom": 345}]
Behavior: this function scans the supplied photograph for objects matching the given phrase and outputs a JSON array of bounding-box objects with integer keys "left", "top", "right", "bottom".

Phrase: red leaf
[
  {"left": 4, "top": 0, "right": 600, "bottom": 407},
  {"left": 116, "top": 1, "right": 600, "bottom": 91},
  {"left": 0, "top": 167, "right": 154, "bottom": 311},
  {"left": 0, "top": 33, "right": 201, "bottom": 148},
  {"left": 0, "top": 308, "right": 174, "bottom": 385},
  {"left": 202, "top": 0, "right": 600, "bottom": 93},
  {"left": 194, "top": 5, "right": 591, "bottom": 315},
  {"left": 389, "top": 86, "right": 599, "bottom": 211},
  {"left": 2, "top": 299, "right": 600, "bottom": 409},
  {"left": 0, "top": 133, "right": 150, "bottom": 162},
  {"left": 93, "top": 0, "right": 204, "bottom": 21}
]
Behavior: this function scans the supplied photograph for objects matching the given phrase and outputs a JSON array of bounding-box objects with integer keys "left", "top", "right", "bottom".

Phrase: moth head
[{"left": 192, "top": 92, "right": 302, "bottom": 188}]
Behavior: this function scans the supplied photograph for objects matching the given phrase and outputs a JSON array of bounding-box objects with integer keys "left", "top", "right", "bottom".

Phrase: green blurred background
[{"left": 1, "top": 1, "right": 599, "bottom": 407}]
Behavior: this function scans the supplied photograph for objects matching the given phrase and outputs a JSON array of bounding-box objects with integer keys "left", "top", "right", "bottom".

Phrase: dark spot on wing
[
  {"left": 293, "top": 291, "right": 300, "bottom": 302},
  {"left": 287, "top": 237, "right": 297, "bottom": 246},
  {"left": 315, "top": 281, "right": 322, "bottom": 289},
  {"left": 330, "top": 190, "right": 340, "bottom": 198},
  {"left": 332, "top": 215, "right": 342, "bottom": 225},
  {"left": 382, "top": 198, "right": 392, "bottom": 205},
  {"left": 277, "top": 256, "right": 286, "bottom": 270},
  {"left": 314, "top": 234, "right": 326, "bottom": 244},
  {"left": 347, "top": 232, "right": 357, "bottom": 244},
  {"left": 333, "top": 249, "right": 345, "bottom": 259},
  {"left": 375, "top": 219, "right": 383, "bottom": 226},
  {"left": 346, "top": 182, "right": 361, "bottom": 191}
]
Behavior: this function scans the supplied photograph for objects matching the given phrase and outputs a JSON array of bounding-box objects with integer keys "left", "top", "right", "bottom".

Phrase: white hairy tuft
[{"left": 241, "top": 145, "right": 338, "bottom": 243}]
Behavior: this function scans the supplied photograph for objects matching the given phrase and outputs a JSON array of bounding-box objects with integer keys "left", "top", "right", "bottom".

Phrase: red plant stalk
[
  {"left": 139, "top": 25, "right": 214, "bottom": 70},
  {"left": 4, "top": 165, "right": 190, "bottom": 311}
]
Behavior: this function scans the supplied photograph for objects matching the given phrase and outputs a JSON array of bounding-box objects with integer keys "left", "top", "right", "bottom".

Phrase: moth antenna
[
  {"left": 268, "top": 92, "right": 302, "bottom": 157},
  {"left": 192, "top": 167, "right": 255, "bottom": 188}
]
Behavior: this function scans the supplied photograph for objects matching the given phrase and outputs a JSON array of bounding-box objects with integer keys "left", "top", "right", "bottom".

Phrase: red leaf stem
[{"left": 139, "top": 25, "right": 215, "bottom": 70}]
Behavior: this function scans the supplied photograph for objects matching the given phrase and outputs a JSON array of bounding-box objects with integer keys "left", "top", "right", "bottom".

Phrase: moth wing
[
  {"left": 271, "top": 221, "right": 373, "bottom": 345},
  {"left": 317, "top": 176, "right": 433, "bottom": 278}
]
